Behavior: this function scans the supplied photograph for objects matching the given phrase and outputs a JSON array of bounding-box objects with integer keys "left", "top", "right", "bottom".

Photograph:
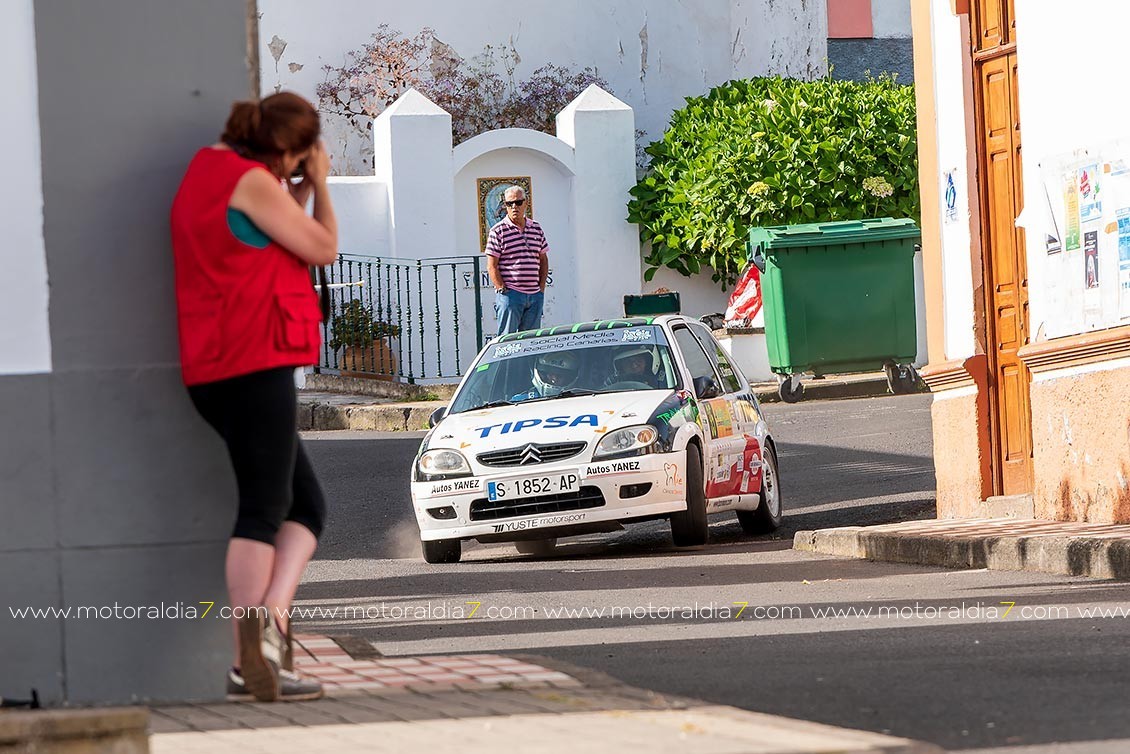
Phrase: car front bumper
[{"left": 410, "top": 451, "right": 687, "bottom": 541}]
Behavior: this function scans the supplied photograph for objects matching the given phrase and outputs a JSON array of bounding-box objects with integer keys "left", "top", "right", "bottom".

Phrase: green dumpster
[{"left": 748, "top": 218, "right": 920, "bottom": 403}]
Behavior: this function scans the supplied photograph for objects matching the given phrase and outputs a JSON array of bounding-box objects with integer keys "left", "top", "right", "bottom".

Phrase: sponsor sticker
[
  {"left": 427, "top": 478, "right": 482, "bottom": 496},
  {"left": 622, "top": 328, "right": 653, "bottom": 342},
  {"left": 585, "top": 460, "right": 643, "bottom": 476},
  {"left": 493, "top": 343, "right": 523, "bottom": 358},
  {"left": 663, "top": 462, "right": 684, "bottom": 495},
  {"left": 490, "top": 513, "right": 587, "bottom": 533},
  {"left": 475, "top": 414, "right": 599, "bottom": 438}
]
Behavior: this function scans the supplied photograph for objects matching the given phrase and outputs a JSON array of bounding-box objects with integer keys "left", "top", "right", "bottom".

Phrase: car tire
[
  {"left": 670, "top": 444, "right": 708, "bottom": 547},
  {"left": 421, "top": 538, "right": 461, "bottom": 564},
  {"left": 515, "top": 538, "right": 557, "bottom": 557},
  {"left": 737, "top": 444, "right": 782, "bottom": 534}
]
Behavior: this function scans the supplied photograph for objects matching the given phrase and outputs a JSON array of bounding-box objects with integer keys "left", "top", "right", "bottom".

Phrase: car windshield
[{"left": 449, "top": 326, "right": 681, "bottom": 414}]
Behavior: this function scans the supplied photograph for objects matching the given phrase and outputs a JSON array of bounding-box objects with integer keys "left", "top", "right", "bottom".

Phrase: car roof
[{"left": 493, "top": 314, "right": 688, "bottom": 342}]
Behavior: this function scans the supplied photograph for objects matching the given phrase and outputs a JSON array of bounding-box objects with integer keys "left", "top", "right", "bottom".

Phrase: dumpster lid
[{"left": 748, "top": 217, "right": 920, "bottom": 251}]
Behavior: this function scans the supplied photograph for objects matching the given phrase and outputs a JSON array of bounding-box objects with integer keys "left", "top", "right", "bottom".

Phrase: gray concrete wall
[
  {"left": 0, "top": 0, "right": 253, "bottom": 704},
  {"left": 828, "top": 38, "right": 915, "bottom": 84}
]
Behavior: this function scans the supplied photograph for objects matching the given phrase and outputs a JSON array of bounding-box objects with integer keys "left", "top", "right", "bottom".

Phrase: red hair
[{"left": 220, "top": 92, "right": 319, "bottom": 170}]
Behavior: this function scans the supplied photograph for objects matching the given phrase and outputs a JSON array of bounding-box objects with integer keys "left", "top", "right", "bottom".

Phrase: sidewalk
[
  {"left": 146, "top": 633, "right": 941, "bottom": 754},
  {"left": 298, "top": 372, "right": 902, "bottom": 432},
  {"left": 795, "top": 517, "right": 1130, "bottom": 580}
]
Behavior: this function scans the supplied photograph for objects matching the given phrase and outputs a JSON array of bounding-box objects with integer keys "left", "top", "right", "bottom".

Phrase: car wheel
[
  {"left": 515, "top": 538, "right": 557, "bottom": 557},
  {"left": 670, "top": 444, "right": 708, "bottom": 547},
  {"left": 421, "top": 538, "right": 461, "bottom": 564},
  {"left": 737, "top": 444, "right": 782, "bottom": 534}
]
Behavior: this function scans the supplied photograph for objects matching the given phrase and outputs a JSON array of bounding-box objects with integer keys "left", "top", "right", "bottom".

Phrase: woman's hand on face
[{"left": 303, "top": 141, "right": 331, "bottom": 185}]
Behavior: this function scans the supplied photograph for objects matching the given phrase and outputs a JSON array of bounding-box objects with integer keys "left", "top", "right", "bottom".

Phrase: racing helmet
[
  {"left": 612, "top": 345, "right": 656, "bottom": 378},
  {"left": 533, "top": 351, "right": 580, "bottom": 396}
]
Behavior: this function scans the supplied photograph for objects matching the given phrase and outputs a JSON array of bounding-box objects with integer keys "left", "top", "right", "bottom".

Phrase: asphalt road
[{"left": 300, "top": 394, "right": 1130, "bottom": 752}]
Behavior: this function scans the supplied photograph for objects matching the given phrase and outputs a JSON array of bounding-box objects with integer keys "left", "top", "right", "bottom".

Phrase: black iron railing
[{"left": 316, "top": 255, "right": 485, "bottom": 382}]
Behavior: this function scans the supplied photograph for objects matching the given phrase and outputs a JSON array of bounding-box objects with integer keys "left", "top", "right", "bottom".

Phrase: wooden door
[{"left": 975, "top": 46, "right": 1033, "bottom": 495}]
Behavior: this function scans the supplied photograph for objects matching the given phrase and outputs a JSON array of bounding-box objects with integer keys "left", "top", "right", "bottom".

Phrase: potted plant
[{"left": 328, "top": 300, "right": 400, "bottom": 380}]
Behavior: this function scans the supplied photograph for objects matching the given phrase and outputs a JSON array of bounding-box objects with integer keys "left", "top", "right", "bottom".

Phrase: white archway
[{"left": 453, "top": 128, "right": 576, "bottom": 177}]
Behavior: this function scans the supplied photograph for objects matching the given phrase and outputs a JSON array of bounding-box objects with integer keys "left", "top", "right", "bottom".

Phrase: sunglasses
[{"left": 503, "top": 199, "right": 526, "bottom": 207}]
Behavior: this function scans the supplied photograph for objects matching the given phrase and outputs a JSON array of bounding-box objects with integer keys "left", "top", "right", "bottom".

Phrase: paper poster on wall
[
  {"left": 1120, "top": 209, "right": 1130, "bottom": 318},
  {"left": 943, "top": 170, "right": 958, "bottom": 224},
  {"left": 1078, "top": 164, "right": 1103, "bottom": 223},
  {"left": 1039, "top": 172, "right": 1063, "bottom": 254},
  {"left": 1084, "top": 230, "right": 1100, "bottom": 289},
  {"left": 1064, "top": 172, "right": 1082, "bottom": 250}
]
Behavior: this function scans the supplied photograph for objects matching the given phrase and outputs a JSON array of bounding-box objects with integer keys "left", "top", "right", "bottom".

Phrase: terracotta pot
[{"left": 340, "top": 340, "right": 397, "bottom": 381}]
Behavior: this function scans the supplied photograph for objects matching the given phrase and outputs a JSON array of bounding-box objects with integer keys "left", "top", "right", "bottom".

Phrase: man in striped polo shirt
[{"left": 485, "top": 185, "right": 550, "bottom": 335}]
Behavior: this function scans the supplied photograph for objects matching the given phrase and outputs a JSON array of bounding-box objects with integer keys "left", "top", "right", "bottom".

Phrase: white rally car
[{"left": 410, "top": 315, "right": 782, "bottom": 563}]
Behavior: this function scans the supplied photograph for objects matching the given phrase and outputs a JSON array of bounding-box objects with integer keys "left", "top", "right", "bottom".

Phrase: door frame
[{"left": 967, "top": 0, "right": 1033, "bottom": 497}]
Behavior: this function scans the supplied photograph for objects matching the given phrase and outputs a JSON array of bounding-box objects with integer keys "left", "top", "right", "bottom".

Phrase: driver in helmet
[
  {"left": 604, "top": 345, "right": 660, "bottom": 388},
  {"left": 511, "top": 351, "right": 581, "bottom": 401}
]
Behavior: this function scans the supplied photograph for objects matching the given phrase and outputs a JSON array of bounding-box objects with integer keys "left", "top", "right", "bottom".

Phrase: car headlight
[
  {"left": 416, "top": 448, "right": 473, "bottom": 480},
  {"left": 593, "top": 425, "right": 659, "bottom": 459}
]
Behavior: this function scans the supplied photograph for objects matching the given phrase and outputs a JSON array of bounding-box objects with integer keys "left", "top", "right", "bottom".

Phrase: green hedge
[{"left": 627, "top": 75, "right": 919, "bottom": 287}]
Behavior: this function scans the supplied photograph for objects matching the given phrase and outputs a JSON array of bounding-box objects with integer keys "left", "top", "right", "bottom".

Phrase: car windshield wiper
[
  {"left": 522, "top": 388, "right": 597, "bottom": 404},
  {"left": 466, "top": 399, "right": 515, "bottom": 411}
]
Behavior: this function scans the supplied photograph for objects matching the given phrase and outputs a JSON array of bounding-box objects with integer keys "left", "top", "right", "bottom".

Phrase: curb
[
  {"left": 302, "top": 372, "right": 458, "bottom": 401},
  {"left": 794, "top": 521, "right": 1130, "bottom": 579},
  {"left": 298, "top": 400, "right": 440, "bottom": 432},
  {"left": 0, "top": 707, "right": 149, "bottom": 752}
]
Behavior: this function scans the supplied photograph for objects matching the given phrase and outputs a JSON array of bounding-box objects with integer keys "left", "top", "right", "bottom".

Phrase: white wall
[
  {"left": 930, "top": 0, "right": 977, "bottom": 360},
  {"left": 648, "top": 264, "right": 733, "bottom": 319},
  {"left": 258, "top": 0, "right": 826, "bottom": 174},
  {"left": 873, "top": 0, "right": 913, "bottom": 39},
  {"left": 1015, "top": 1, "right": 1130, "bottom": 339},
  {"left": 0, "top": 0, "right": 51, "bottom": 375},
  {"left": 328, "top": 177, "right": 390, "bottom": 257}
]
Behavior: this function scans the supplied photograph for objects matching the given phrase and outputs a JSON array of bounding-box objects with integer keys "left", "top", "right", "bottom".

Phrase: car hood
[{"left": 432, "top": 391, "right": 676, "bottom": 455}]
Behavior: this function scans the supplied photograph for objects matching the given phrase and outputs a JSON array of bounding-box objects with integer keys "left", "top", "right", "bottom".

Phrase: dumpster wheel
[
  {"left": 884, "top": 362, "right": 919, "bottom": 395},
  {"left": 777, "top": 375, "right": 804, "bottom": 403}
]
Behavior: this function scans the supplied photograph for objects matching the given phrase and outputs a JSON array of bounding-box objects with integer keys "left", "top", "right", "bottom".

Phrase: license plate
[{"left": 487, "top": 472, "right": 580, "bottom": 501}]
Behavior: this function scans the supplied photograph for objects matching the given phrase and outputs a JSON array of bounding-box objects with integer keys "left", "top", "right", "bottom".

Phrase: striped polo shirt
[{"left": 484, "top": 216, "right": 549, "bottom": 294}]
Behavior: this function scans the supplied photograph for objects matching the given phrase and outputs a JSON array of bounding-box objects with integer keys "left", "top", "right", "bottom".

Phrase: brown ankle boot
[
  {"left": 283, "top": 625, "right": 294, "bottom": 671},
  {"left": 236, "top": 612, "right": 282, "bottom": 702}
]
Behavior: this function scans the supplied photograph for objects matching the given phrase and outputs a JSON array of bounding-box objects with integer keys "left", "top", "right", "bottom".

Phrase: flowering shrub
[
  {"left": 316, "top": 26, "right": 609, "bottom": 149},
  {"left": 627, "top": 75, "right": 919, "bottom": 287}
]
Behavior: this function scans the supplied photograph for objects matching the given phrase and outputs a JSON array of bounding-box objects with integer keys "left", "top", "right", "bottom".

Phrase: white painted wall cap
[
  {"left": 378, "top": 88, "right": 450, "bottom": 118},
  {"left": 559, "top": 84, "right": 633, "bottom": 114}
]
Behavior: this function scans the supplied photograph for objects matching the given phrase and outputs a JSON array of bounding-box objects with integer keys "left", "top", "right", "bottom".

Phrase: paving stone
[
  {"left": 152, "top": 705, "right": 234, "bottom": 732},
  {"left": 146, "top": 710, "right": 194, "bottom": 734}
]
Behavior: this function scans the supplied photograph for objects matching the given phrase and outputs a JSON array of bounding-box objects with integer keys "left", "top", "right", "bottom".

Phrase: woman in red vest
[{"left": 171, "top": 92, "right": 337, "bottom": 702}]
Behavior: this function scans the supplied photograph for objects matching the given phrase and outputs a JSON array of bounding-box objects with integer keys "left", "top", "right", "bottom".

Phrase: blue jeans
[{"left": 495, "top": 289, "right": 544, "bottom": 336}]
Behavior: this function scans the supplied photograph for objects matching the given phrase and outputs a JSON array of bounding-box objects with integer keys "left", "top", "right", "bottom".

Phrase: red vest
[{"left": 171, "top": 148, "right": 322, "bottom": 386}]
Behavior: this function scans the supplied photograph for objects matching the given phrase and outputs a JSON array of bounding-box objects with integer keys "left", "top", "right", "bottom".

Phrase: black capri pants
[{"left": 189, "top": 367, "right": 326, "bottom": 545}]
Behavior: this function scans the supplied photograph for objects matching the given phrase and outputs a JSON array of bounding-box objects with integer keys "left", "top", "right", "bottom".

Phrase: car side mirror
[
  {"left": 693, "top": 375, "right": 721, "bottom": 399},
  {"left": 428, "top": 406, "right": 448, "bottom": 428}
]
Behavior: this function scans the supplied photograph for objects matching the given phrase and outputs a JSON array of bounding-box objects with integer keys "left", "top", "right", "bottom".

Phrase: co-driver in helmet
[{"left": 603, "top": 345, "right": 660, "bottom": 388}]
